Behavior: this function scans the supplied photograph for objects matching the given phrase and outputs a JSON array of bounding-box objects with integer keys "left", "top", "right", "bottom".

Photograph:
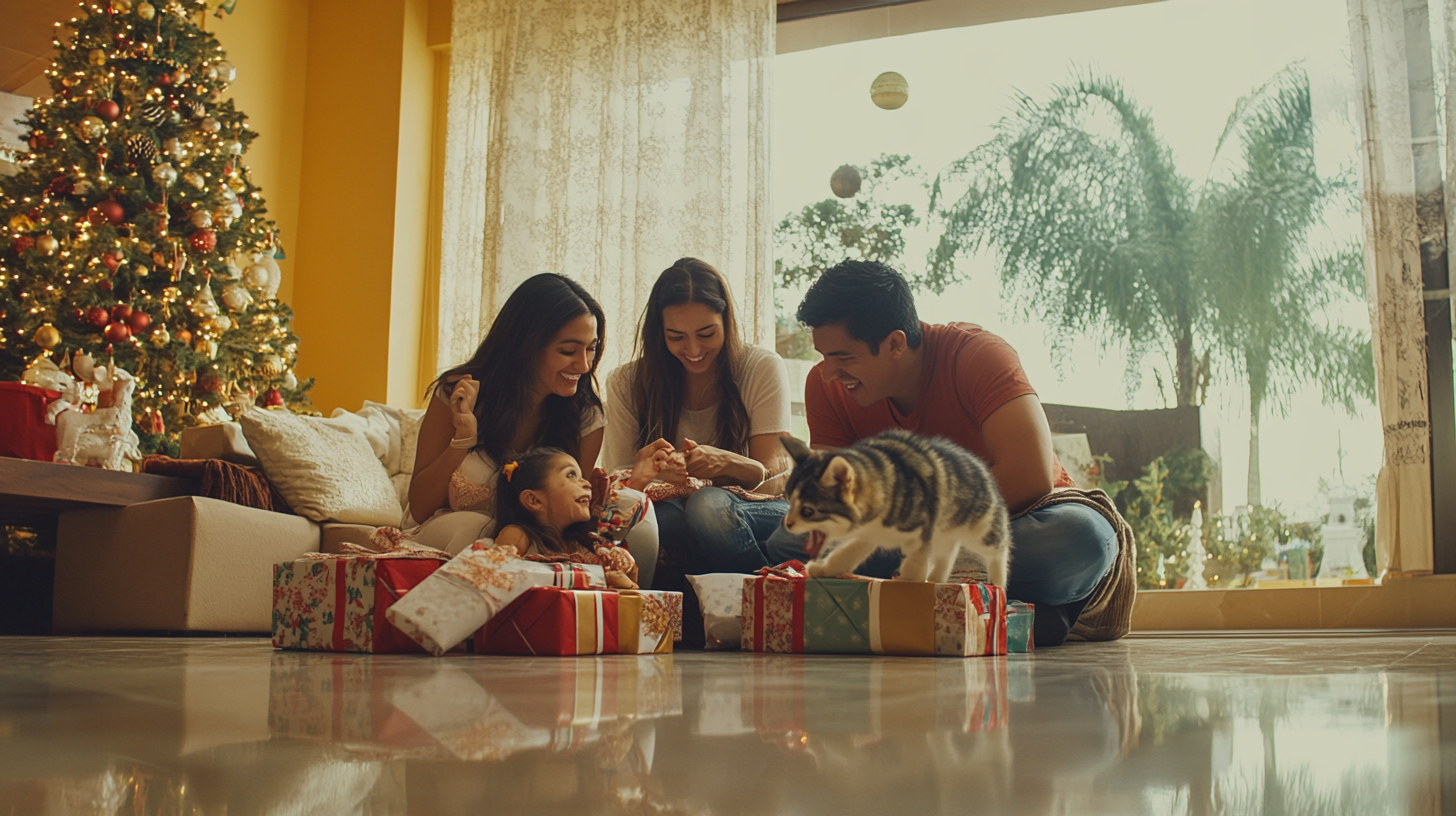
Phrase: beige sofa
[{"left": 52, "top": 402, "right": 423, "bottom": 634}]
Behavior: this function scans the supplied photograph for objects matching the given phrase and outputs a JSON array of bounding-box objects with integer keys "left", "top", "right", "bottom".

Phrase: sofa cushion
[
  {"left": 179, "top": 422, "right": 259, "bottom": 466},
  {"left": 239, "top": 408, "right": 403, "bottom": 526}
]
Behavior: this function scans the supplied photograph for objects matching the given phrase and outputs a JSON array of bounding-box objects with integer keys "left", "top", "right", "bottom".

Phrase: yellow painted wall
[{"left": 208, "top": 1, "right": 310, "bottom": 306}]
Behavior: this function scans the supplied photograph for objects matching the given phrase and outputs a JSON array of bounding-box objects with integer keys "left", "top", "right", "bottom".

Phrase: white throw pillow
[
  {"left": 239, "top": 408, "right": 404, "bottom": 526},
  {"left": 398, "top": 407, "right": 425, "bottom": 475}
]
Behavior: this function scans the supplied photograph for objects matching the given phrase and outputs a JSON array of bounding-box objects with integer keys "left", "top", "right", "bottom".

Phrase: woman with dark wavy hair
[
  {"left": 405, "top": 273, "right": 607, "bottom": 554},
  {"left": 603, "top": 258, "right": 793, "bottom": 584}
]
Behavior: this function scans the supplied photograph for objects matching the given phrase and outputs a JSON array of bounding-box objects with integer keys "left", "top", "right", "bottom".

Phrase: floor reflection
[{"left": 0, "top": 636, "right": 1452, "bottom": 815}]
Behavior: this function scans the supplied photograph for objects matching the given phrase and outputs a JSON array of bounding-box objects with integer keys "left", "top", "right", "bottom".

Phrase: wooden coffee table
[{"left": 0, "top": 456, "right": 197, "bottom": 635}]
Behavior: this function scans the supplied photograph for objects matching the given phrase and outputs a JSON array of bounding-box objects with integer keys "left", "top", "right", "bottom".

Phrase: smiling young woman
[
  {"left": 399, "top": 273, "right": 608, "bottom": 555},
  {"left": 602, "top": 258, "right": 793, "bottom": 583}
]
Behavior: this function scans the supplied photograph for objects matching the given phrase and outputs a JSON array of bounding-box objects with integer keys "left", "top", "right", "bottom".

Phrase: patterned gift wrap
[
  {"left": 385, "top": 543, "right": 607, "bottom": 656},
  {"left": 1006, "top": 600, "right": 1035, "bottom": 654},
  {"left": 475, "top": 587, "right": 684, "bottom": 656},
  {"left": 266, "top": 653, "right": 438, "bottom": 752},
  {"left": 740, "top": 565, "right": 1008, "bottom": 657},
  {"left": 272, "top": 547, "right": 449, "bottom": 654}
]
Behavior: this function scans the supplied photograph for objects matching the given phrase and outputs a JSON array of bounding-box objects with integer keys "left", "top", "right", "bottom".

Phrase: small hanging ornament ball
[
  {"left": 89, "top": 49, "right": 107, "bottom": 67},
  {"left": 184, "top": 172, "right": 206, "bottom": 190},
  {"left": 152, "top": 162, "right": 178, "bottom": 187},
  {"left": 189, "top": 209, "right": 212, "bottom": 229},
  {"left": 136, "top": 0, "right": 154, "bottom": 18},
  {"left": 200, "top": 117, "right": 221, "bottom": 133},
  {"left": 870, "top": 71, "right": 909, "bottom": 110},
  {"left": 216, "top": 60, "right": 237, "bottom": 84},
  {"left": 282, "top": 369, "right": 298, "bottom": 390},
  {"left": 189, "top": 228, "right": 217, "bottom": 254},
  {"left": 93, "top": 200, "right": 125, "bottom": 225},
  {"left": 77, "top": 115, "right": 106, "bottom": 142},
  {"left": 36, "top": 234, "right": 58, "bottom": 256},
  {"left": 94, "top": 99, "right": 121, "bottom": 122},
  {"left": 150, "top": 323, "right": 171, "bottom": 347},
  {"left": 830, "top": 165, "right": 862, "bottom": 199},
  {"left": 128, "top": 310, "right": 151, "bottom": 333},
  {"left": 111, "top": 0, "right": 133, "bottom": 13},
  {"left": 103, "top": 322, "right": 132, "bottom": 343},
  {"left": 175, "top": 328, "right": 192, "bottom": 345},
  {"left": 33, "top": 324, "right": 61, "bottom": 350}
]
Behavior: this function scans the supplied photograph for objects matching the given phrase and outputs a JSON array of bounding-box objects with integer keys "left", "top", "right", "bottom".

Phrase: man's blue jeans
[
  {"left": 654, "top": 488, "right": 789, "bottom": 576},
  {"left": 763, "top": 501, "right": 1118, "bottom": 643}
]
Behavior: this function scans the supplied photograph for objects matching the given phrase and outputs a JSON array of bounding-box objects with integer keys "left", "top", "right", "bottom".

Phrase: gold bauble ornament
[
  {"left": 136, "top": 1, "right": 155, "bottom": 19},
  {"left": 260, "top": 354, "right": 285, "bottom": 377},
  {"left": 111, "top": 0, "right": 133, "bottom": 13},
  {"left": 227, "top": 174, "right": 246, "bottom": 192},
  {"left": 89, "top": 49, "right": 107, "bottom": 67},
  {"left": 77, "top": 115, "right": 106, "bottom": 142},
  {"left": 150, "top": 324, "right": 171, "bottom": 347},
  {"left": 8, "top": 213, "right": 35, "bottom": 233},
  {"left": 870, "top": 71, "right": 909, "bottom": 110},
  {"left": 34, "top": 324, "right": 61, "bottom": 350}
]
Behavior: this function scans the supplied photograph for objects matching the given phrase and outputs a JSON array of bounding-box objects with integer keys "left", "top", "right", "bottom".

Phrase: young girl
[{"left": 493, "top": 443, "right": 674, "bottom": 589}]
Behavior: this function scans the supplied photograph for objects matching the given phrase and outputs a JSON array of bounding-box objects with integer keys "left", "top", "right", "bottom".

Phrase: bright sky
[{"left": 773, "top": 0, "right": 1382, "bottom": 520}]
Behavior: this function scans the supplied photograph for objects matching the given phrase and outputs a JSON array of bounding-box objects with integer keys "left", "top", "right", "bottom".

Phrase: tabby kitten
[{"left": 780, "top": 430, "right": 1012, "bottom": 586}]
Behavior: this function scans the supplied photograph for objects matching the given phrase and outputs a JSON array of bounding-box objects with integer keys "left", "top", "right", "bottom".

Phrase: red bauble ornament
[
  {"left": 95, "top": 199, "right": 125, "bottom": 225},
  {"left": 264, "top": 387, "right": 284, "bottom": 408},
  {"left": 98, "top": 280, "right": 112, "bottom": 291},
  {"left": 197, "top": 372, "right": 224, "bottom": 393},
  {"left": 86, "top": 306, "right": 111, "bottom": 327},
  {"left": 11, "top": 235, "right": 34, "bottom": 254},
  {"left": 94, "top": 99, "right": 120, "bottom": 122},
  {"left": 102, "top": 253, "right": 121, "bottom": 273},
  {"left": 189, "top": 228, "right": 216, "bottom": 253},
  {"left": 110, "top": 304, "right": 133, "bottom": 322},
  {"left": 156, "top": 72, "right": 171, "bottom": 87},
  {"left": 128, "top": 311, "right": 151, "bottom": 333},
  {"left": 48, "top": 176, "right": 74, "bottom": 195},
  {"left": 175, "top": 329, "right": 192, "bottom": 345},
  {"left": 103, "top": 322, "right": 131, "bottom": 343}
]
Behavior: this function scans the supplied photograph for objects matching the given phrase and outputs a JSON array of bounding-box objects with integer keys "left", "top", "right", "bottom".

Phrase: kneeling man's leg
[{"left": 1006, "top": 503, "right": 1117, "bottom": 647}]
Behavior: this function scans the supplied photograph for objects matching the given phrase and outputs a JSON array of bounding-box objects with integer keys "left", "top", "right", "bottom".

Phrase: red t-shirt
[{"left": 805, "top": 322, "right": 1073, "bottom": 487}]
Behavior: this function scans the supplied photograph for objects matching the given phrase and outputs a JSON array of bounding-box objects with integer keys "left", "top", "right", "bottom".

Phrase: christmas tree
[{"left": 0, "top": 0, "right": 310, "bottom": 455}]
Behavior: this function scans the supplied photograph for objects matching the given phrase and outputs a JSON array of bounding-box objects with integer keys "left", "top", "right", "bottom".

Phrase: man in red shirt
[{"left": 765, "top": 260, "right": 1118, "bottom": 646}]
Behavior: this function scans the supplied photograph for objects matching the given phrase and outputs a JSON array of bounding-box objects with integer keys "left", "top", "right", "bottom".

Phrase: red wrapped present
[
  {"left": 740, "top": 562, "right": 1008, "bottom": 657},
  {"left": 272, "top": 545, "right": 451, "bottom": 654},
  {"left": 0, "top": 382, "right": 61, "bottom": 462},
  {"left": 476, "top": 587, "right": 683, "bottom": 656}
]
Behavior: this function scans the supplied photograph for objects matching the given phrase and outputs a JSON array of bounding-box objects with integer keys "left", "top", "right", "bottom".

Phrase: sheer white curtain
[
  {"left": 1346, "top": 0, "right": 1456, "bottom": 575},
  {"left": 437, "top": 0, "right": 775, "bottom": 377}
]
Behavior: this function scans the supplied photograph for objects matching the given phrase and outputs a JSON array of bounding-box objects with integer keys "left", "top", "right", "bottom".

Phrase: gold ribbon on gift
[
  {"left": 619, "top": 590, "right": 673, "bottom": 655},
  {"left": 867, "top": 581, "right": 935, "bottom": 656}
]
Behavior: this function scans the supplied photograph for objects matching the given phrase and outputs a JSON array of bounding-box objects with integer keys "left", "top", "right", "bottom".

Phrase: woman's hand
[
  {"left": 628, "top": 439, "right": 676, "bottom": 490},
  {"left": 446, "top": 374, "right": 479, "bottom": 438},
  {"left": 682, "top": 439, "right": 739, "bottom": 480}
]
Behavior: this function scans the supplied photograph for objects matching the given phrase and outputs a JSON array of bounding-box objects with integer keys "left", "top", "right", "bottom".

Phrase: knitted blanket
[{"left": 142, "top": 455, "right": 292, "bottom": 514}]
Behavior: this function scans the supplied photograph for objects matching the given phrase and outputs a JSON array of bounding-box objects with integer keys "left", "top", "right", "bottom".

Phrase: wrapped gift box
[
  {"left": 475, "top": 587, "right": 684, "bottom": 656},
  {"left": 385, "top": 543, "right": 607, "bottom": 656},
  {"left": 0, "top": 382, "right": 61, "bottom": 462},
  {"left": 740, "top": 565, "right": 1007, "bottom": 657},
  {"left": 1006, "top": 600, "right": 1035, "bottom": 654},
  {"left": 272, "top": 548, "right": 448, "bottom": 654}
]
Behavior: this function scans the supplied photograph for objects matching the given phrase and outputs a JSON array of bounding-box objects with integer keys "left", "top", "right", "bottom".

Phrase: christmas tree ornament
[
  {"left": 110, "top": 304, "right": 133, "bottom": 322},
  {"left": 93, "top": 199, "right": 125, "bottom": 225},
  {"left": 36, "top": 234, "right": 58, "bottom": 256},
  {"left": 215, "top": 61, "right": 236, "bottom": 83},
  {"left": 226, "top": 140, "right": 243, "bottom": 155},
  {"left": 184, "top": 171, "right": 206, "bottom": 190},
  {"left": 870, "top": 71, "right": 909, "bottom": 110},
  {"left": 189, "top": 228, "right": 216, "bottom": 253},
  {"left": 128, "top": 311, "right": 151, "bottom": 332},
  {"left": 139, "top": 103, "right": 167, "bottom": 125},
  {"left": 173, "top": 69, "right": 190, "bottom": 85},
  {"left": 180, "top": 99, "right": 204, "bottom": 120},
  {"left": 8, "top": 213, "right": 35, "bottom": 232},
  {"left": 74, "top": 179, "right": 93, "bottom": 197},
  {"left": 226, "top": 174, "right": 246, "bottom": 192},
  {"left": 103, "top": 321, "right": 131, "bottom": 343},
  {"left": 145, "top": 409, "right": 164, "bottom": 435},
  {"left": 190, "top": 281, "right": 219, "bottom": 317},
  {"left": 151, "top": 162, "right": 177, "bottom": 186},
  {"left": 11, "top": 235, "right": 35, "bottom": 254},
  {"left": 260, "top": 354, "right": 284, "bottom": 377},
  {"left": 830, "top": 165, "right": 862, "bottom": 199},
  {"left": 149, "top": 324, "right": 171, "bottom": 346},
  {"left": 94, "top": 99, "right": 121, "bottom": 122},
  {"left": 89, "top": 49, "right": 107, "bottom": 66},
  {"left": 282, "top": 369, "right": 298, "bottom": 390},
  {"left": 209, "top": 313, "right": 232, "bottom": 332},
  {"left": 163, "top": 137, "right": 187, "bottom": 162},
  {"left": 77, "top": 116, "right": 106, "bottom": 142},
  {"left": 175, "top": 328, "right": 192, "bottom": 345},
  {"left": 189, "top": 209, "right": 212, "bottom": 229},
  {"left": 125, "top": 134, "right": 158, "bottom": 167},
  {"left": 86, "top": 306, "right": 111, "bottom": 327},
  {"left": 200, "top": 117, "right": 220, "bottom": 133},
  {"left": 33, "top": 324, "right": 61, "bottom": 350},
  {"left": 195, "top": 339, "right": 218, "bottom": 361},
  {"left": 111, "top": 0, "right": 134, "bottom": 13},
  {"left": 102, "top": 252, "right": 122, "bottom": 273},
  {"left": 264, "top": 387, "right": 284, "bottom": 408},
  {"left": 136, "top": 1, "right": 155, "bottom": 18},
  {"left": 221, "top": 282, "right": 252, "bottom": 311}
]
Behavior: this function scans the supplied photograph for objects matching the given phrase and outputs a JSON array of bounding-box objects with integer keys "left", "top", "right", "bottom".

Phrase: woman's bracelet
[
  {"left": 751, "top": 464, "right": 792, "bottom": 492},
  {"left": 449, "top": 435, "right": 476, "bottom": 450}
]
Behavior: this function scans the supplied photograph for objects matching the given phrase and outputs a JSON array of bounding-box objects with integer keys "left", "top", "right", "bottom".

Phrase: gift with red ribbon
[
  {"left": 739, "top": 562, "right": 1010, "bottom": 657},
  {"left": 0, "top": 382, "right": 62, "bottom": 462},
  {"left": 271, "top": 544, "right": 451, "bottom": 654},
  {"left": 475, "top": 587, "right": 684, "bottom": 656}
]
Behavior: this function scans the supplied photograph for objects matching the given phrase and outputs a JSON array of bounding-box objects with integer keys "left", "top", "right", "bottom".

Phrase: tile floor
[{"left": 0, "top": 634, "right": 1453, "bottom": 815}]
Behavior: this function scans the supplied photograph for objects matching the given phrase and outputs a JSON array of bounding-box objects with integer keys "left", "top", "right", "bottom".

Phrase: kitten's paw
[{"left": 805, "top": 560, "right": 834, "bottom": 578}]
